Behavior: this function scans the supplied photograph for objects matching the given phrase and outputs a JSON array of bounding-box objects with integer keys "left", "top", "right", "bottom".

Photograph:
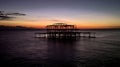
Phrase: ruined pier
[{"left": 35, "top": 23, "right": 96, "bottom": 39}]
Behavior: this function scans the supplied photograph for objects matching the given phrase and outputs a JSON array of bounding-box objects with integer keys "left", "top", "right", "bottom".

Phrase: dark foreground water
[{"left": 0, "top": 30, "right": 120, "bottom": 67}]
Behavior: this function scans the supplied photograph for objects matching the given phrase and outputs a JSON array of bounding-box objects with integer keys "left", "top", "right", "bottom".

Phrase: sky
[{"left": 0, "top": 0, "right": 120, "bottom": 29}]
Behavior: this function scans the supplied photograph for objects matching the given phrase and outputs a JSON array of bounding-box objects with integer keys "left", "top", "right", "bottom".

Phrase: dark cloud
[
  {"left": 0, "top": 16, "right": 14, "bottom": 20},
  {"left": 6, "top": 13, "right": 26, "bottom": 16},
  {"left": 0, "top": 11, "right": 26, "bottom": 20}
]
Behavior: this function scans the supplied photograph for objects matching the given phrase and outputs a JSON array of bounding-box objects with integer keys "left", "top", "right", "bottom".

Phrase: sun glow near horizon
[{"left": 0, "top": 17, "right": 120, "bottom": 29}]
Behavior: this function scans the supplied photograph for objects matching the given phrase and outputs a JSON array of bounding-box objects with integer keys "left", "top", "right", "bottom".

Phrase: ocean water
[{"left": 0, "top": 30, "right": 120, "bottom": 67}]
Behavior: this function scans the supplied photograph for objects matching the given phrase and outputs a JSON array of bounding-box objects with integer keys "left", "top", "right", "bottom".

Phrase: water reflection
[{"left": 45, "top": 39, "right": 77, "bottom": 67}]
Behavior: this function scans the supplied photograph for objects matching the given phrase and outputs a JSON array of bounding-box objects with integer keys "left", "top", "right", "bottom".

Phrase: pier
[{"left": 35, "top": 23, "right": 96, "bottom": 39}]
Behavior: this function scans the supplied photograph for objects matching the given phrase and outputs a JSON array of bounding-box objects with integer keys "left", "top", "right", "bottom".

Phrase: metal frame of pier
[{"left": 35, "top": 23, "right": 96, "bottom": 39}]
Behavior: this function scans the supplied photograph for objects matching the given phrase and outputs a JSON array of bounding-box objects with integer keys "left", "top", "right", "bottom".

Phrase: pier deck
[{"left": 35, "top": 32, "right": 96, "bottom": 38}]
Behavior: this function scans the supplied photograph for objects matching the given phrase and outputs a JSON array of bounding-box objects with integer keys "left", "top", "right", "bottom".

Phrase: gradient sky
[{"left": 0, "top": 0, "right": 120, "bottom": 28}]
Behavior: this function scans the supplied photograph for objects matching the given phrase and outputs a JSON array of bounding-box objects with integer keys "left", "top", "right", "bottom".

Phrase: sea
[{"left": 0, "top": 30, "right": 120, "bottom": 67}]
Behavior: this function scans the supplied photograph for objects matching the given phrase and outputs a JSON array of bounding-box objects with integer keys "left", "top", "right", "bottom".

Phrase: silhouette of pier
[{"left": 35, "top": 23, "right": 96, "bottom": 39}]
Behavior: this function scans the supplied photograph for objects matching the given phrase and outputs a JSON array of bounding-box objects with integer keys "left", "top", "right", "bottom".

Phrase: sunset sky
[{"left": 0, "top": 0, "right": 120, "bottom": 29}]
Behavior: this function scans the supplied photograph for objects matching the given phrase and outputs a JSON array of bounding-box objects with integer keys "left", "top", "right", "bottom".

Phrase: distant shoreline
[{"left": 0, "top": 25, "right": 120, "bottom": 31}]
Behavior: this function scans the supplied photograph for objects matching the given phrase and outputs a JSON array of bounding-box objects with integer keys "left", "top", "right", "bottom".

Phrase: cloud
[
  {"left": 6, "top": 13, "right": 26, "bottom": 16},
  {"left": 0, "top": 11, "right": 26, "bottom": 20},
  {"left": 49, "top": 19, "right": 71, "bottom": 23},
  {"left": 51, "top": 19, "right": 70, "bottom": 23},
  {"left": 0, "top": 15, "right": 14, "bottom": 20}
]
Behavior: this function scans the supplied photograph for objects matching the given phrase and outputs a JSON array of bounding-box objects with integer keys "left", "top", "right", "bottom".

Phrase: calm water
[{"left": 0, "top": 30, "right": 120, "bottom": 67}]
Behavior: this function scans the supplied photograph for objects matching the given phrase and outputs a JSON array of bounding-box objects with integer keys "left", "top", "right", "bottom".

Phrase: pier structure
[{"left": 35, "top": 23, "right": 96, "bottom": 39}]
